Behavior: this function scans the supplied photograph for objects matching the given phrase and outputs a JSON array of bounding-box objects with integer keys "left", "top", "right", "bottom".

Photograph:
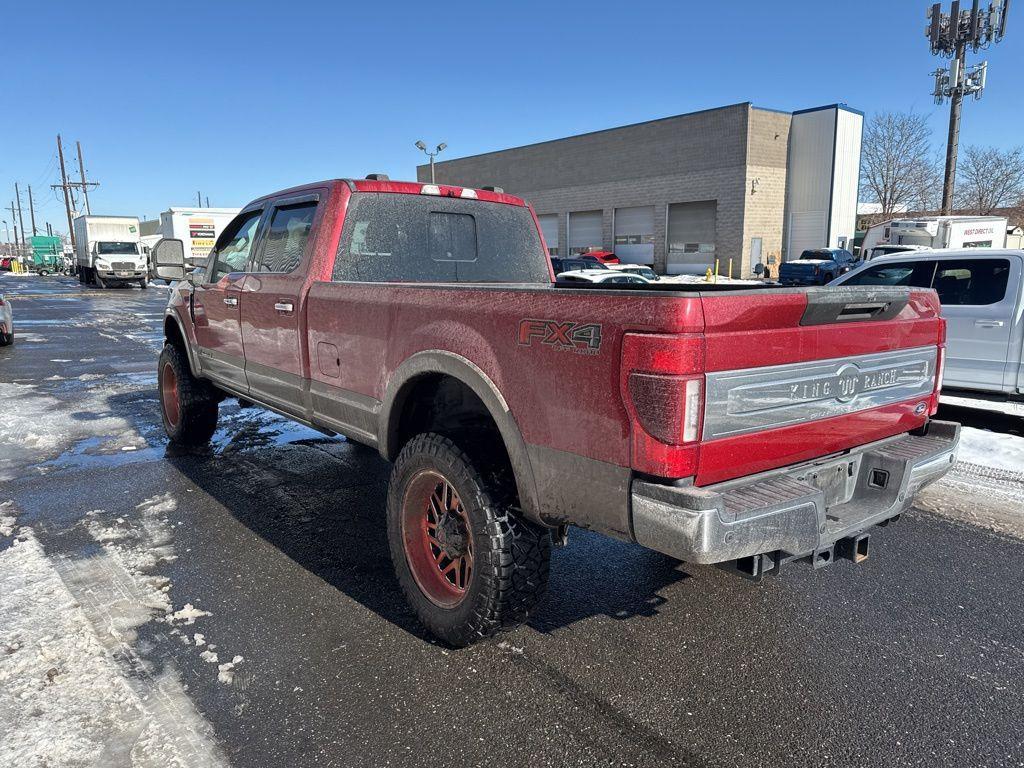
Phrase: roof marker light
[
  {"left": 459, "top": 188, "right": 478, "bottom": 199},
  {"left": 421, "top": 184, "right": 441, "bottom": 196}
]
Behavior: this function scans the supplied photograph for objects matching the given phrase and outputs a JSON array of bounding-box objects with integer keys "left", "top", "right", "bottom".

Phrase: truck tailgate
[{"left": 695, "top": 287, "right": 942, "bottom": 486}]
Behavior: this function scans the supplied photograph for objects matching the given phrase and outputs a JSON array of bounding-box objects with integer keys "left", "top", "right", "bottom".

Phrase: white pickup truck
[{"left": 834, "top": 249, "right": 1024, "bottom": 398}]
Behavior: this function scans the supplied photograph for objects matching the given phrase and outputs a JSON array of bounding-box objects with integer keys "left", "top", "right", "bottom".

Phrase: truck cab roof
[{"left": 244, "top": 179, "right": 528, "bottom": 209}]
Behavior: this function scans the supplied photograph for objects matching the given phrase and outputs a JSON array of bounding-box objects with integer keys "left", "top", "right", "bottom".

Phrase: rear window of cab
[{"left": 333, "top": 193, "right": 549, "bottom": 283}]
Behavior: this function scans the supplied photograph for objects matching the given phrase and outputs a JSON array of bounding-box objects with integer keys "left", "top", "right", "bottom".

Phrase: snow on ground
[
  {"left": 0, "top": 517, "right": 227, "bottom": 768},
  {"left": 957, "top": 427, "right": 1024, "bottom": 473},
  {"left": 0, "top": 380, "right": 144, "bottom": 481},
  {"left": 942, "top": 393, "right": 1024, "bottom": 418}
]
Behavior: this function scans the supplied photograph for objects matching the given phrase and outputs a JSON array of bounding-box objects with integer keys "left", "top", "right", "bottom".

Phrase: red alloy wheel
[
  {"left": 161, "top": 362, "right": 181, "bottom": 429},
  {"left": 401, "top": 470, "right": 474, "bottom": 608}
]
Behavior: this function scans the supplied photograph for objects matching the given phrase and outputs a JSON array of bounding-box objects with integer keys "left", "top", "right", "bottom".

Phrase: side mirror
[{"left": 153, "top": 238, "right": 187, "bottom": 281}]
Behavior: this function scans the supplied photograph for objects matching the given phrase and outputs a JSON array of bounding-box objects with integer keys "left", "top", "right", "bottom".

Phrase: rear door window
[
  {"left": 208, "top": 210, "right": 263, "bottom": 283},
  {"left": 334, "top": 193, "right": 548, "bottom": 283},
  {"left": 842, "top": 261, "right": 935, "bottom": 288},
  {"left": 933, "top": 259, "right": 1010, "bottom": 306},
  {"left": 253, "top": 201, "right": 318, "bottom": 274}
]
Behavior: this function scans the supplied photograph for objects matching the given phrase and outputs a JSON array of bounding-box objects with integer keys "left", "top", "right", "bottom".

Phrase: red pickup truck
[{"left": 152, "top": 177, "right": 959, "bottom": 646}]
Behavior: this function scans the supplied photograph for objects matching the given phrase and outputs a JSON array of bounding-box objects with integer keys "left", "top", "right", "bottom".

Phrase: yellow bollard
[
  {"left": 728, "top": 258, "right": 733, "bottom": 280},
  {"left": 714, "top": 259, "right": 720, "bottom": 284}
]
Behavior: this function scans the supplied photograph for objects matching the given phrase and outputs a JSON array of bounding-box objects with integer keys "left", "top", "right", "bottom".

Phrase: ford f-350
[{"left": 152, "top": 177, "right": 959, "bottom": 646}]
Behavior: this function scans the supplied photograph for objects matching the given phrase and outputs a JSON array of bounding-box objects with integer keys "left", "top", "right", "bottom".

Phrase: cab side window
[
  {"left": 254, "top": 202, "right": 318, "bottom": 273},
  {"left": 209, "top": 210, "right": 263, "bottom": 283},
  {"left": 843, "top": 261, "right": 934, "bottom": 288},
  {"left": 933, "top": 259, "right": 1010, "bottom": 306}
]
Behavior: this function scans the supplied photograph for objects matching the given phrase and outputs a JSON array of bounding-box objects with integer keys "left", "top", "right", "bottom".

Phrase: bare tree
[
  {"left": 954, "top": 146, "right": 1024, "bottom": 215},
  {"left": 860, "top": 112, "right": 940, "bottom": 216}
]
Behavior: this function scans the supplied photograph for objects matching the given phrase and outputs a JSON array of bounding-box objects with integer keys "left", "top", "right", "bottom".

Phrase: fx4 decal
[{"left": 518, "top": 319, "right": 603, "bottom": 356}]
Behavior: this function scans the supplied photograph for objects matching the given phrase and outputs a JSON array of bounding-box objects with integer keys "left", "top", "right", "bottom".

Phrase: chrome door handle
[
  {"left": 274, "top": 301, "right": 294, "bottom": 313},
  {"left": 975, "top": 319, "right": 1004, "bottom": 327},
  {"left": 223, "top": 297, "right": 238, "bottom": 307}
]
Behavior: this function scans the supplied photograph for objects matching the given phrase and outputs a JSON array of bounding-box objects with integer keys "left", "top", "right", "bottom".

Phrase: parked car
[
  {"left": 550, "top": 257, "right": 608, "bottom": 274},
  {"left": 556, "top": 269, "right": 650, "bottom": 284},
  {"left": 779, "top": 248, "right": 859, "bottom": 286},
  {"left": 152, "top": 177, "right": 957, "bottom": 647},
  {"left": 608, "top": 264, "right": 659, "bottom": 280},
  {"left": 832, "top": 248, "right": 1024, "bottom": 399},
  {"left": 577, "top": 250, "right": 620, "bottom": 266},
  {"left": 0, "top": 292, "right": 13, "bottom": 346}
]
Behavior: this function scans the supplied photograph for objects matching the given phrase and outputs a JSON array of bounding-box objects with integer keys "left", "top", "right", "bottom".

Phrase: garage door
[
  {"left": 787, "top": 210, "right": 827, "bottom": 260},
  {"left": 568, "top": 210, "right": 603, "bottom": 255},
  {"left": 537, "top": 214, "right": 559, "bottom": 256},
  {"left": 614, "top": 206, "right": 654, "bottom": 265},
  {"left": 667, "top": 201, "right": 716, "bottom": 275}
]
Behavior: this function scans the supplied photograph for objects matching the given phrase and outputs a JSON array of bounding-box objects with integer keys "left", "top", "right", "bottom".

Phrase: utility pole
[
  {"left": 197, "top": 191, "right": 202, "bottom": 207},
  {"left": 927, "top": 0, "right": 1011, "bottom": 214},
  {"left": 27, "top": 185, "right": 37, "bottom": 236},
  {"left": 205, "top": 195, "right": 210, "bottom": 208},
  {"left": 13, "top": 185, "right": 25, "bottom": 244},
  {"left": 75, "top": 141, "right": 93, "bottom": 215},
  {"left": 5, "top": 203, "right": 18, "bottom": 246},
  {"left": 55, "top": 134, "right": 76, "bottom": 251}
]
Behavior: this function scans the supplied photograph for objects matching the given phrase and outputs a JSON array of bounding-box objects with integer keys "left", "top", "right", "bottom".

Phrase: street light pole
[{"left": 415, "top": 140, "right": 448, "bottom": 183}]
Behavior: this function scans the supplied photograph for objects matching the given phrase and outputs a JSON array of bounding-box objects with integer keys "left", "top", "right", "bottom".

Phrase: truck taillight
[
  {"left": 930, "top": 318, "right": 946, "bottom": 416},
  {"left": 621, "top": 333, "right": 705, "bottom": 478}
]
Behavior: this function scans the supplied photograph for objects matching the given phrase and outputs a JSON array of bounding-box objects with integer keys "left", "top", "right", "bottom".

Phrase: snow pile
[
  {"left": 957, "top": 427, "right": 1024, "bottom": 473},
  {"left": 0, "top": 528, "right": 226, "bottom": 767}
]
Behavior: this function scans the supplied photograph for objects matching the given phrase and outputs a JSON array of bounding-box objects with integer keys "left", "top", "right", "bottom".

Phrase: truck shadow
[{"left": 159, "top": 428, "right": 689, "bottom": 643}]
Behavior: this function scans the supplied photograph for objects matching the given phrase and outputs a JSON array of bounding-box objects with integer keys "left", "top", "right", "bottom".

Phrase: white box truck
[
  {"left": 861, "top": 215, "right": 1008, "bottom": 260},
  {"left": 157, "top": 207, "right": 241, "bottom": 267},
  {"left": 74, "top": 215, "right": 148, "bottom": 289}
]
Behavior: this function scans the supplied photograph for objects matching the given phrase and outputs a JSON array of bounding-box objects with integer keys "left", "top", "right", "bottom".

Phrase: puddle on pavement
[{"left": 39, "top": 436, "right": 164, "bottom": 471}]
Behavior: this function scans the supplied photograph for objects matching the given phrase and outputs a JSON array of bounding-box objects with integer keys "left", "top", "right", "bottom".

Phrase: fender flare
[
  {"left": 379, "top": 350, "right": 544, "bottom": 526},
  {"left": 163, "top": 310, "right": 201, "bottom": 378}
]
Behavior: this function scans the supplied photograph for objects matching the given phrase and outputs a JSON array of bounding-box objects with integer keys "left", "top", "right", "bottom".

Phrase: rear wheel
[
  {"left": 0, "top": 331, "right": 12, "bottom": 347},
  {"left": 387, "top": 432, "right": 551, "bottom": 647},
  {"left": 158, "top": 343, "right": 218, "bottom": 446}
]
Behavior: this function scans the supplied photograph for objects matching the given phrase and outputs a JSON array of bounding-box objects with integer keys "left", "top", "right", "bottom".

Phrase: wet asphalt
[{"left": 1, "top": 274, "right": 1023, "bottom": 768}]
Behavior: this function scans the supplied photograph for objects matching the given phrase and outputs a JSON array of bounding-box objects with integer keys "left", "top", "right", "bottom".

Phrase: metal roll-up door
[
  {"left": 614, "top": 205, "right": 654, "bottom": 264},
  {"left": 667, "top": 201, "right": 717, "bottom": 275},
  {"left": 787, "top": 210, "right": 827, "bottom": 259},
  {"left": 537, "top": 214, "right": 559, "bottom": 256},
  {"left": 568, "top": 210, "right": 603, "bottom": 255}
]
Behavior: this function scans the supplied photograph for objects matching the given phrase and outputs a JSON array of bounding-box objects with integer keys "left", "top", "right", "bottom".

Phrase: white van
[{"left": 833, "top": 249, "right": 1024, "bottom": 398}]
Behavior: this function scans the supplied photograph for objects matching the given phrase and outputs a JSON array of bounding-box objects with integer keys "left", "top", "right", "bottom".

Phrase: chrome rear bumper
[{"left": 631, "top": 420, "right": 959, "bottom": 567}]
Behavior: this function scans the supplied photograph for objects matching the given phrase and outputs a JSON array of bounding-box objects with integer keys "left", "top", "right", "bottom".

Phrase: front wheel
[
  {"left": 387, "top": 433, "right": 551, "bottom": 647},
  {"left": 158, "top": 343, "right": 218, "bottom": 446},
  {"left": 140, "top": 277, "right": 149, "bottom": 289}
]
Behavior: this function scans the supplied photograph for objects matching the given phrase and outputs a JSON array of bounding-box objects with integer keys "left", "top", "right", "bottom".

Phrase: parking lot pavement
[{"left": 1, "top": 274, "right": 1023, "bottom": 768}]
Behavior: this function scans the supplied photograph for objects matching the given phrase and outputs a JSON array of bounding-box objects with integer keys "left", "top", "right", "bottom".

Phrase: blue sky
[{"left": 3, "top": 0, "right": 1021, "bottom": 235}]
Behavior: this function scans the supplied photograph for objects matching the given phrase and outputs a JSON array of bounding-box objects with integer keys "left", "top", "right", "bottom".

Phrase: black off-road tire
[
  {"left": 387, "top": 432, "right": 551, "bottom": 647},
  {"left": 158, "top": 343, "right": 218, "bottom": 446}
]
